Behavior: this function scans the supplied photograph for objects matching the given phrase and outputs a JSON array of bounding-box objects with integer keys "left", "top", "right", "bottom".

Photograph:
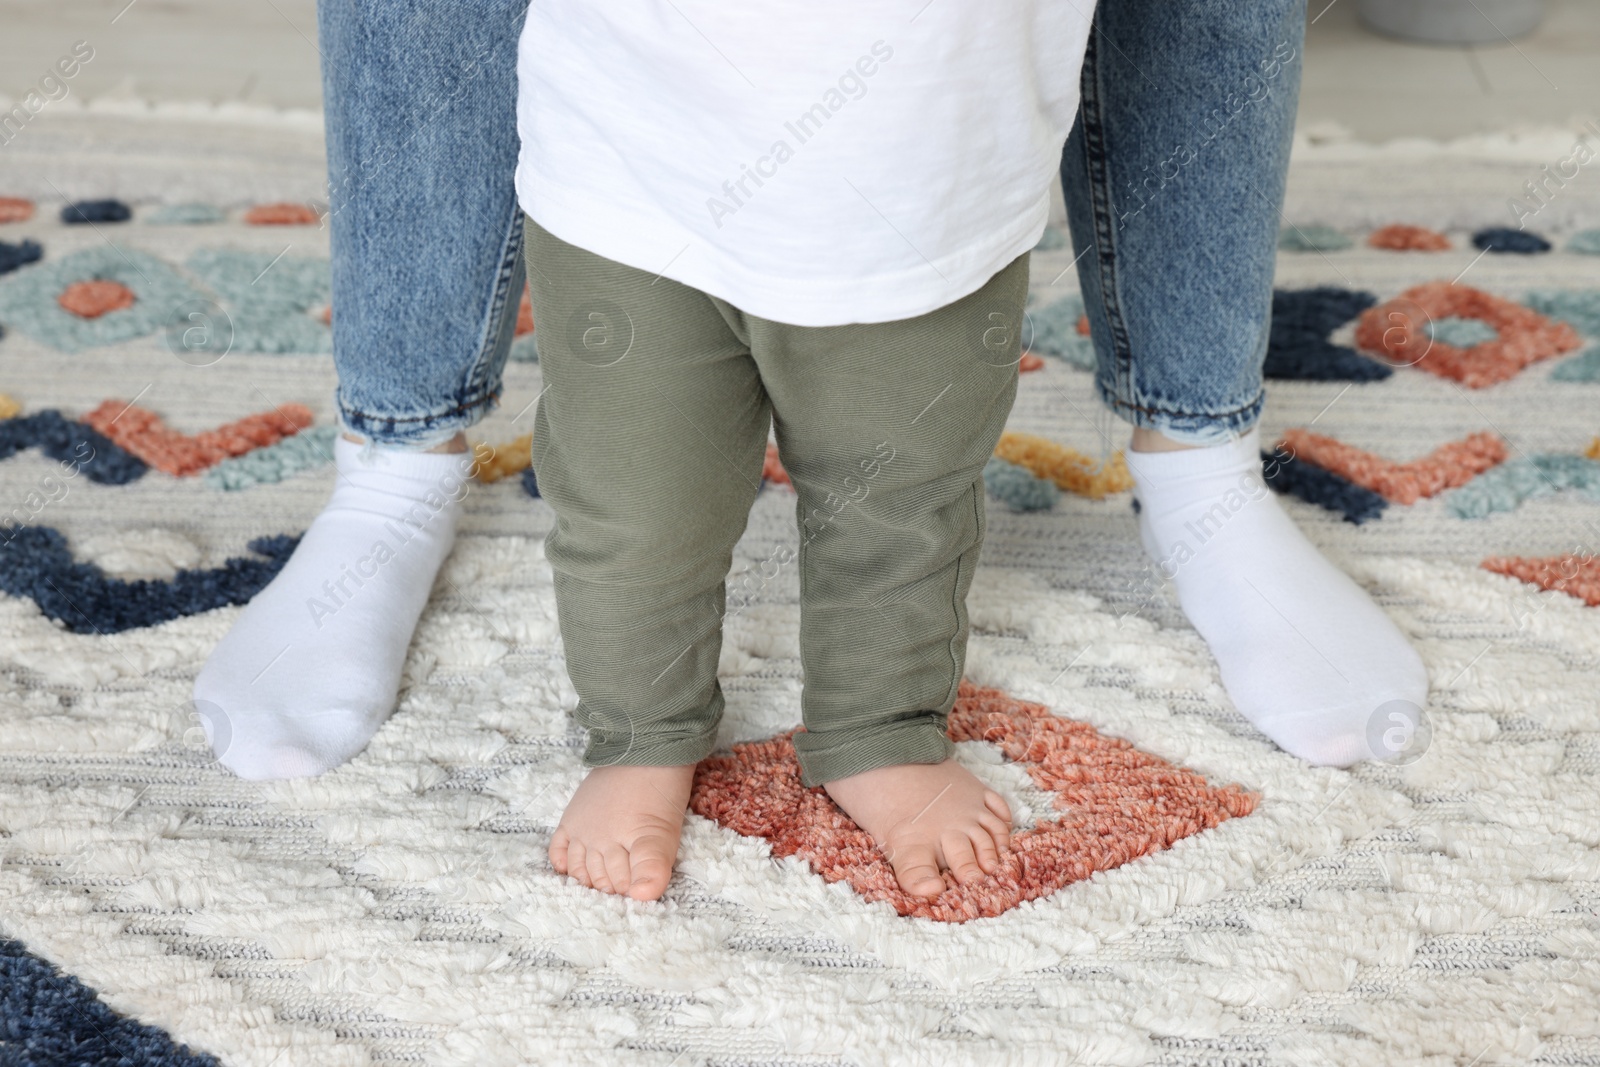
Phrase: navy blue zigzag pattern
[
  {"left": 1261, "top": 448, "right": 1388, "bottom": 525},
  {"left": 1, "top": 938, "right": 221, "bottom": 1067},
  {"left": 0, "top": 526, "right": 299, "bottom": 634},
  {"left": 0, "top": 411, "right": 148, "bottom": 485}
]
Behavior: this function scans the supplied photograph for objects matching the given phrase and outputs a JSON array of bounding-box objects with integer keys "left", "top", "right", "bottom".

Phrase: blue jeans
[
  {"left": 317, "top": 0, "right": 1304, "bottom": 449},
  {"left": 318, "top": 0, "right": 530, "bottom": 450},
  {"left": 1064, "top": 1, "right": 1305, "bottom": 444}
]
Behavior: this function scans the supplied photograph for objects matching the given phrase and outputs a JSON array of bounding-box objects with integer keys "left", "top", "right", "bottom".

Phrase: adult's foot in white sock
[
  {"left": 193, "top": 437, "right": 473, "bottom": 779},
  {"left": 1125, "top": 427, "right": 1429, "bottom": 767}
]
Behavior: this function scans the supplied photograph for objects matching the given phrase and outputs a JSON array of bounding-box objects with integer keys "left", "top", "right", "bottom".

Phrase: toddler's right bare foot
[
  {"left": 824, "top": 759, "right": 1012, "bottom": 899},
  {"left": 549, "top": 763, "right": 695, "bottom": 901}
]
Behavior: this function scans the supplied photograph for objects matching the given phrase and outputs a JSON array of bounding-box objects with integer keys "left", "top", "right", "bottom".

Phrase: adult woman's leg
[
  {"left": 193, "top": 0, "right": 530, "bottom": 779},
  {"left": 321, "top": 0, "right": 529, "bottom": 449},
  {"left": 1060, "top": 0, "right": 1429, "bottom": 766}
]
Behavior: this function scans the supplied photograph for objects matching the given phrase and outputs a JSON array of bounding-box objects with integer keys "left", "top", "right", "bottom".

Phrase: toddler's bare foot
[
  {"left": 824, "top": 760, "right": 1012, "bottom": 899},
  {"left": 549, "top": 763, "right": 695, "bottom": 901}
]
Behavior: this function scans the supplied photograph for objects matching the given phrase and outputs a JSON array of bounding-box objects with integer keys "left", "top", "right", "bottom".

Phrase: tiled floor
[
  {"left": 0, "top": 0, "right": 324, "bottom": 114},
  {"left": 1302, "top": 0, "right": 1600, "bottom": 139},
  {"left": 2, "top": 0, "right": 1598, "bottom": 140}
]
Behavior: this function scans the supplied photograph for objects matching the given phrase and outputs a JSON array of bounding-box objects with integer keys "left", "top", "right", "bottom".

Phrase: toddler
[
  {"left": 514, "top": 2, "right": 1096, "bottom": 899},
  {"left": 192, "top": 0, "right": 1428, "bottom": 902}
]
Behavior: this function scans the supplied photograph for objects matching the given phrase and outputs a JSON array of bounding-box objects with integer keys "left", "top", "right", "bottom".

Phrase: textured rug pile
[{"left": 0, "top": 113, "right": 1597, "bottom": 1066}]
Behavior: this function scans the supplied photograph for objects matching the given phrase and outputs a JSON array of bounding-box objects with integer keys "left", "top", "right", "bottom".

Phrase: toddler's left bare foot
[
  {"left": 824, "top": 760, "right": 1012, "bottom": 899},
  {"left": 549, "top": 763, "right": 695, "bottom": 901}
]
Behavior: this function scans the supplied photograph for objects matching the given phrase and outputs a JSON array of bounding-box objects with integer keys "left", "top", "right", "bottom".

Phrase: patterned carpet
[{"left": 0, "top": 113, "right": 1597, "bottom": 1066}]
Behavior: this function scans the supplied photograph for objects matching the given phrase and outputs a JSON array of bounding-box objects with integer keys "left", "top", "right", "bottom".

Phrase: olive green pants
[{"left": 525, "top": 218, "right": 1027, "bottom": 786}]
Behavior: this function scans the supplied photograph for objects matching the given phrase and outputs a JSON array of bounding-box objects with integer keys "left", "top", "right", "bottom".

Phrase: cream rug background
[{"left": 0, "top": 114, "right": 1597, "bottom": 1066}]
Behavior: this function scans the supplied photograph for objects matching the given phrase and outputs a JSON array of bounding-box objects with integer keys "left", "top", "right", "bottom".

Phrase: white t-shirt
[{"left": 515, "top": 3, "right": 1092, "bottom": 327}]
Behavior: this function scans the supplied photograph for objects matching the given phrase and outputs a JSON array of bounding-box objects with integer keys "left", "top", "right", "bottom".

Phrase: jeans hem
[
  {"left": 338, "top": 388, "right": 502, "bottom": 451},
  {"left": 1097, "top": 382, "right": 1264, "bottom": 447}
]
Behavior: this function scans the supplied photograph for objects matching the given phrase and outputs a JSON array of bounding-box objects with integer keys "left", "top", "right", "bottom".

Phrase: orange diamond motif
[
  {"left": 1356, "top": 281, "right": 1581, "bottom": 388},
  {"left": 690, "top": 681, "right": 1257, "bottom": 923}
]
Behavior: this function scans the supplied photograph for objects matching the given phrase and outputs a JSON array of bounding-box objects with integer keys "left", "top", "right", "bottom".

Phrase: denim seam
[
  {"left": 464, "top": 200, "right": 527, "bottom": 402},
  {"left": 1076, "top": 20, "right": 1137, "bottom": 416},
  {"left": 338, "top": 202, "right": 523, "bottom": 434}
]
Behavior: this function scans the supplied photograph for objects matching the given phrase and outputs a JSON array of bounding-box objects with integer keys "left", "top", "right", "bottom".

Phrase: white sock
[
  {"left": 193, "top": 438, "right": 473, "bottom": 779},
  {"left": 1125, "top": 428, "right": 1429, "bottom": 766}
]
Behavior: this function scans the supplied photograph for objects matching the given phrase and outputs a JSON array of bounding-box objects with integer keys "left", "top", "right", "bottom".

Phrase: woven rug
[{"left": 1, "top": 113, "right": 1598, "bottom": 1067}]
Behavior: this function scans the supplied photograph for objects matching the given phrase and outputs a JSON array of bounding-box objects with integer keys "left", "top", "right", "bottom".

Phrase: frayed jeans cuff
[
  {"left": 1097, "top": 384, "right": 1264, "bottom": 448},
  {"left": 338, "top": 389, "right": 501, "bottom": 451}
]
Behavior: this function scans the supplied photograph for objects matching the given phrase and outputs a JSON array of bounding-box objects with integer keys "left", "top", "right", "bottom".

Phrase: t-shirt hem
[{"left": 516, "top": 168, "right": 1049, "bottom": 328}]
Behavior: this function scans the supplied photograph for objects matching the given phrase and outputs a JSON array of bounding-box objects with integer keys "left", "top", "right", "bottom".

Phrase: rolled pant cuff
[
  {"left": 338, "top": 389, "right": 501, "bottom": 451},
  {"left": 1097, "top": 384, "right": 1265, "bottom": 448},
  {"left": 793, "top": 714, "right": 954, "bottom": 788},
  {"left": 582, "top": 726, "right": 720, "bottom": 770}
]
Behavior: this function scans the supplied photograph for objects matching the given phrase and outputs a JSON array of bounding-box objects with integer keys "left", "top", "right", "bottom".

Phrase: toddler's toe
[
  {"left": 565, "top": 840, "right": 591, "bottom": 887},
  {"left": 889, "top": 841, "right": 945, "bottom": 898},
  {"left": 548, "top": 828, "right": 572, "bottom": 875},
  {"left": 586, "top": 849, "right": 616, "bottom": 894},
  {"left": 625, "top": 836, "right": 676, "bottom": 901},
  {"left": 599, "top": 845, "right": 632, "bottom": 896},
  {"left": 981, "top": 792, "right": 1013, "bottom": 851},
  {"left": 971, "top": 826, "right": 1001, "bottom": 874},
  {"left": 942, "top": 833, "right": 985, "bottom": 886}
]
